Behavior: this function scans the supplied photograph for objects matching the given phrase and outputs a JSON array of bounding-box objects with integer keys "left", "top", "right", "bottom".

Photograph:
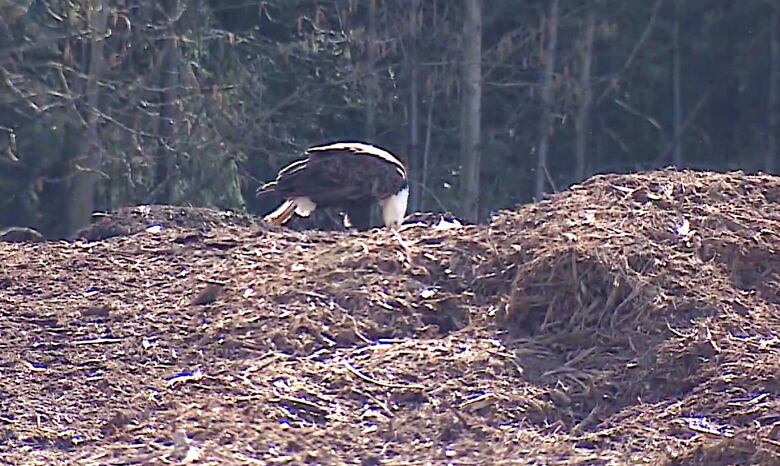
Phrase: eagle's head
[{"left": 379, "top": 183, "right": 409, "bottom": 230}]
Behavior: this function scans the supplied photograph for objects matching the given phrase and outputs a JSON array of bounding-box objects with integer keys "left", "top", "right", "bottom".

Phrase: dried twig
[{"left": 342, "top": 360, "right": 425, "bottom": 391}]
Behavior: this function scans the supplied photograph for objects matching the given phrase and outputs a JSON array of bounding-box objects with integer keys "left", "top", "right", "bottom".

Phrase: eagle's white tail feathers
[
  {"left": 380, "top": 186, "right": 409, "bottom": 230},
  {"left": 263, "top": 197, "right": 317, "bottom": 226},
  {"left": 264, "top": 199, "right": 296, "bottom": 225}
]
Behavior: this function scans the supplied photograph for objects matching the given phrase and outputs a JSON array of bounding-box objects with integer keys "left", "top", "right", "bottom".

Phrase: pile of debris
[
  {"left": 1, "top": 169, "right": 778, "bottom": 465},
  {"left": 72, "top": 204, "right": 263, "bottom": 241}
]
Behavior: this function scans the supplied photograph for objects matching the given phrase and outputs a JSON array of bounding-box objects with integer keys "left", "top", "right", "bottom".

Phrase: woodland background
[{"left": 0, "top": 0, "right": 777, "bottom": 238}]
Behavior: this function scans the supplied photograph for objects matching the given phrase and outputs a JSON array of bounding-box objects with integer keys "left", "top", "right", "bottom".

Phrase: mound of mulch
[
  {"left": 1, "top": 169, "right": 779, "bottom": 465},
  {"left": 475, "top": 169, "right": 780, "bottom": 462},
  {"left": 72, "top": 204, "right": 264, "bottom": 241}
]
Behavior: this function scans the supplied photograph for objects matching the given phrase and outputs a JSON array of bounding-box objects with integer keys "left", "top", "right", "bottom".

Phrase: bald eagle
[{"left": 256, "top": 142, "right": 409, "bottom": 231}]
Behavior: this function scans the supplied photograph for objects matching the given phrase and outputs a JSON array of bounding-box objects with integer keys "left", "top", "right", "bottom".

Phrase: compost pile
[
  {"left": 72, "top": 204, "right": 264, "bottom": 241},
  {"left": 1, "top": 169, "right": 779, "bottom": 465}
]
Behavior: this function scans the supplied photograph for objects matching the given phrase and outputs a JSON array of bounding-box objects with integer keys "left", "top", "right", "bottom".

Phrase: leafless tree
[
  {"left": 459, "top": 0, "right": 482, "bottom": 221},
  {"left": 574, "top": 4, "right": 596, "bottom": 181},
  {"left": 672, "top": 0, "right": 684, "bottom": 167},
  {"left": 535, "top": 0, "right": 559, "bottom": 199},
  {"left": 154, "top": 0, "right": 183, "bottom": 203},
  {"left": 407, "top": 0, "right": 422, "bottom": 211},
  {"left": 69, "top": 0, "right": 108, "bottom": 233},
  {"left": 365, "top": 0, "right": 379, "bottom": 140},
  {"left": 767, "top": 0, "right": 779, "bottom": 173}
]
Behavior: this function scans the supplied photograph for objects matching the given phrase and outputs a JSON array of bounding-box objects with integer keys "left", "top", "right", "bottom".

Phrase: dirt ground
[{"left": 1, "top": 169, "right": 780, "bottom": 465}]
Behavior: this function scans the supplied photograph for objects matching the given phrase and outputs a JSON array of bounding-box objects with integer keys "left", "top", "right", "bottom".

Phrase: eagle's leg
[{"left": 343, "top": 202, "right": 372, "bottom": 231}]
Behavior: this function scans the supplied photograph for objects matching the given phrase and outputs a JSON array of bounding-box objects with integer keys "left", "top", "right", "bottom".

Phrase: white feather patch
[
  {"left": 294, "top": 197, "right": 316, "bottom": 217},
  {"left": 380, "top": 186, "right": 409, "bottom": 229}
]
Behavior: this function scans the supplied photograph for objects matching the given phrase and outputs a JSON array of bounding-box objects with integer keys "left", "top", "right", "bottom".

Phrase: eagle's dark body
[{"left": 256, "top": 142, "right": 409, "bottom": 230}]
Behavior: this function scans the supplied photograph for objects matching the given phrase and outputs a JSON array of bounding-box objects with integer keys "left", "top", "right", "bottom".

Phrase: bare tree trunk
[
  {"left": 365, "top": 0, "right": 378, "bottom": 140},
  {"left": 408, "top": 0, "right": 421, "bottom": 211},
  {"left": 365, "top": 0, "right": 379, "bottom": 225},
  {"left": 535, "top": 0, "right": 559, "bottom": 199},
  {"left": 68, "top": 0, "right": 107, "bottom": 234},
  {"left": 155, "top": 0, "right": 181, "bottom": 204},
  {"left": 422, "top": 91, "right": 435, "bottom": 211},
  {"left": 459, "top": 0, "right": 482, "bottom": 222},
  {"left": 672, "top": 0, "right": 683, "bottom": 167},
  {"left": 574, "top": 4, "right": 595, "bottom": 181},
  {"left": 768, "top": 0, "right": 779, "bottom": 173}
]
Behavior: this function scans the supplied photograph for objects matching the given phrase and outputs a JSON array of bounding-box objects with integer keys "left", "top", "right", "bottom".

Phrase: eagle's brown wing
[
  {"left": 306, "top": 142, "right": 406, "bottom": 179},
  {"left": 256, "top": 142, "right": 406, "bottom": 208}
]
